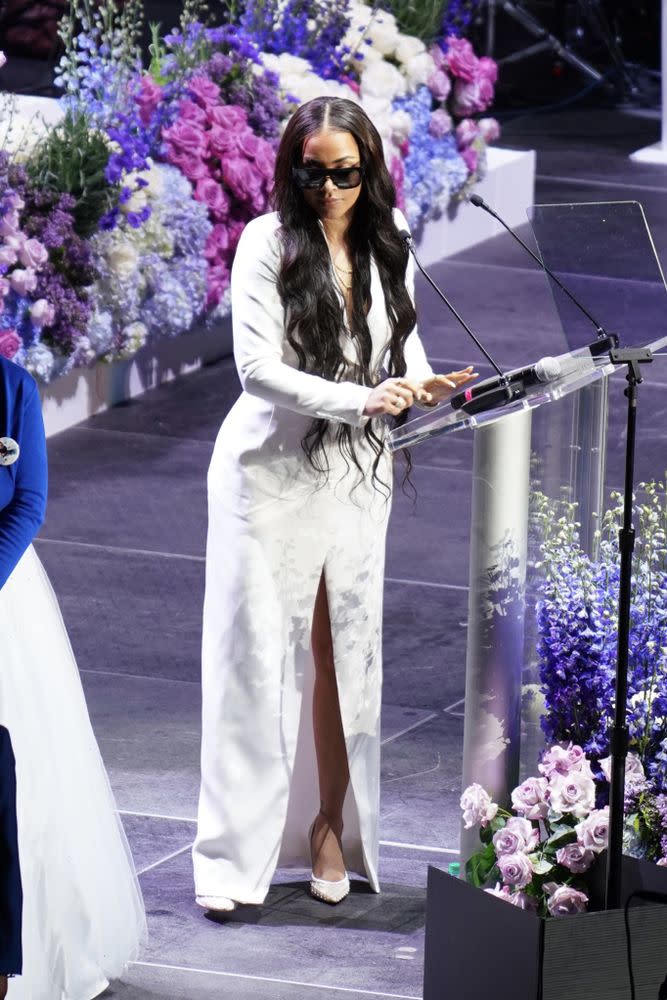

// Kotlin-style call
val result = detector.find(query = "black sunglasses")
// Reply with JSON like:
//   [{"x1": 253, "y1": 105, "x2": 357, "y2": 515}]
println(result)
[{"x1": 292, "y1": 165, "x2": 364, "y2": 190}]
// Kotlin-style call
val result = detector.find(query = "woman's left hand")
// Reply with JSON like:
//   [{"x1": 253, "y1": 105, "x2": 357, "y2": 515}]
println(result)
[{"x1": 419, "y1": 367, "x2": 478, "y2": 406}]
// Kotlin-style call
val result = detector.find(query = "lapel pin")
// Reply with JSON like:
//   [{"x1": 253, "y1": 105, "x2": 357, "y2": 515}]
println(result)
[{"x1": 0, "y1": 437, "x2": 19, "y2": 466}]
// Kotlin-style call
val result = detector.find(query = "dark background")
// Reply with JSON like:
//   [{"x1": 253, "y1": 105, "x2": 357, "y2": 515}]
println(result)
[{"x1": 0, "y1": 0, "x2": 662, "y2": 111}]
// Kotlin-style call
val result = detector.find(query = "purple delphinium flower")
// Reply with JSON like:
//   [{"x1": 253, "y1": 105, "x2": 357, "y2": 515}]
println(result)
[{"x1": 240, "y1": 0, "x2": 350, "y2": 79}]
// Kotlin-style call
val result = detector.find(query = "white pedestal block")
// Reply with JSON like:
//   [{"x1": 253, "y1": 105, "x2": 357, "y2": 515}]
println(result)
[
  {"x1": 39, "y1": 144, "x2": 536, "y2": 437},
  {"x1": 415, "y1": 146, "x2": 537, "y2": 266},
  {"x1": 41, "y1": 319, "x2": 232, "y2": 438}
]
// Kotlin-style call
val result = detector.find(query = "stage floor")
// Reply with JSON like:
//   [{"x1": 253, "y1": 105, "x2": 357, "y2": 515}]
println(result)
[{"x1": 35, "y1": 104, "x2": 667, "y2": 999}]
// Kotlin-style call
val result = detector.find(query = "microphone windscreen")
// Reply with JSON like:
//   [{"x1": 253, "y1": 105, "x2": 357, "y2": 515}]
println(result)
[
  {"x1": 469, "y1": 194, "x2": 484, "y2": 208},
  {"x1": 534, "y1": 356, "x2": 561, "y2": 381}
]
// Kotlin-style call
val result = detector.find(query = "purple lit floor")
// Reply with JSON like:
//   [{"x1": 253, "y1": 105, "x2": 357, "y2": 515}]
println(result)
[{"x1": 37, "y1": 108, "x2": 667, "y2": 999}]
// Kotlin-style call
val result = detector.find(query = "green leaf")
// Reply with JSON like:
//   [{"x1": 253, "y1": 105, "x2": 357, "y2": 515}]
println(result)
[{"x1": 465, "y1": 844, "x2": 497, "y2": 888}]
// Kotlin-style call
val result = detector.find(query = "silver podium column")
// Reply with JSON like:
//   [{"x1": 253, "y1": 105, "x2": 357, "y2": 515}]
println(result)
[{"x1": 460, "y1": 408, "x2": 532, "y2": 863}]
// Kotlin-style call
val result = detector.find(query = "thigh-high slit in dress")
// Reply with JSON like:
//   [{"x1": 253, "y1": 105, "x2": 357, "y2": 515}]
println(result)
[{"x1": 192, "y1": 209, "x2": 433, "y2": 904}]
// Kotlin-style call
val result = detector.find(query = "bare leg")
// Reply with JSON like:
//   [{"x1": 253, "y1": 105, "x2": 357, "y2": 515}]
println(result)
[{"x1": 311, "y1": 571, "x2": 349, "y2": 881}]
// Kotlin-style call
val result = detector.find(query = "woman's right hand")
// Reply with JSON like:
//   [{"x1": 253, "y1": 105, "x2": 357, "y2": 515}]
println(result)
[{"x1": 363, "y1": 377, "x2": 426, "y2": 417}]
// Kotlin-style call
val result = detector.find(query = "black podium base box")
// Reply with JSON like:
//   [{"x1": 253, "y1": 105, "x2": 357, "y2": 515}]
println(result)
[{"x1": 423, "y1": 861, "x2": 667, "y2": 1000}]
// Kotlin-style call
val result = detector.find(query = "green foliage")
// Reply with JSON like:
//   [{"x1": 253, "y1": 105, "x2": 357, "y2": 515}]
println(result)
[
  {"x1": 25, "y1": 112, "x2": 118, "y2": 238},
  {"x1": 465, "y1": 842, "x2": 497, "y2": 888},
  {"x1": 378, "y1": 0, "x2": 447, "y2": 44}
]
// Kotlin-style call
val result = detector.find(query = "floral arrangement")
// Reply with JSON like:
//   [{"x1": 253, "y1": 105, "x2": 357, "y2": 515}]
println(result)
[
  {"x1": 462, "y1": 743, "x2": 615, "y2": 918},
  {"x1": 531, "y1": 482, "x2": 667, "y2": 864},
  {"x1": 0, "y1": 0, "x2": 500, "y2": 382}
]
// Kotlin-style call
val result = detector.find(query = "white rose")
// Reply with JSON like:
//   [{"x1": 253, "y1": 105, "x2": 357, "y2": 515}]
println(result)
[
  {"x1": 404, "y1": 51, "x2": 437, "y2": 91},
  {"x1": 360, "y1": 60, "x2": 407, "y2": 101},
  {"x1": 349, "y1": 45, "x2": 384, "y2": 68},
  {"x1": 107, "y1": 242, "x2": 140, "y2": 280},
  {"x1": 367, "y1": 12, "x2": 400, "y2": 56},
  {"x1": 264, "y1": 52, "x2": 312, "y2": 78},
  {"x1": 389, "y1": 109, "x2": 413, "y2": 144},
  {"x1": 394, "y1": 35, "x2": 426, "y2": 65}
]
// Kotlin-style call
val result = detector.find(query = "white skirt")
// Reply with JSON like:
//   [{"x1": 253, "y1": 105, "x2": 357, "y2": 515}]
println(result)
[{"x1": 0, "y1": 546, "x2": 146, "y2": 1000}]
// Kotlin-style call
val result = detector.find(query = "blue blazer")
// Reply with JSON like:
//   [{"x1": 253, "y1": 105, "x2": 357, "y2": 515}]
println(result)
[
  {"x1": 0, "y1": 357, "x2": 47, "y2": 589},
  {"x1": 0, "y1": 726, "x2": 22, "y2": 975}
]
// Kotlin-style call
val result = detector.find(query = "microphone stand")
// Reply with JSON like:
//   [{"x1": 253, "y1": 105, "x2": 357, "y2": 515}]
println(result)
[
  {"x1": 605, "y1": 344, "x2": 653, "y2": 911},
  {"x1": 469, "y1": 194, "x2": 618, "y2": 356},
  {"x1": 401, "y1": 231, "x2": 526, "y2": 414}
]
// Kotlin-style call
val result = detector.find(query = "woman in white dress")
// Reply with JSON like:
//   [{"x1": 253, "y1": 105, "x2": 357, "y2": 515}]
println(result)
[
  {"x1": 0, "y1": 356, "x2": 146, "y2": 998},
  {"x1": 192, "y1": 97, "x2": 476, "y2": 910}
]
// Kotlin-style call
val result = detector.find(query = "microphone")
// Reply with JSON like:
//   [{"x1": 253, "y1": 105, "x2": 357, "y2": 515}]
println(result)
[
  {"x1": 468, "y1": 194, "x2": 618, "y2": 356},
  {"x1": 449, "y1": 352, "x2": 596, "y2": 410},
  {"x1": 399, "y1": 230, "x2": 526, "y2": 414}
]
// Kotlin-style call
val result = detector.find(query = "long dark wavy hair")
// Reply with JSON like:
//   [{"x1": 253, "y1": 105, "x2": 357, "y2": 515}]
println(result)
[{"x1": 272, "y1": 96, "x2": 416, "y2": 496}]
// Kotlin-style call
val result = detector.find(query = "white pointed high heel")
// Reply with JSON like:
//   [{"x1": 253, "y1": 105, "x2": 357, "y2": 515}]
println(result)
[
  {"x1": 309, "y1": 818, "x2": 350, "y2": 905},
  {"x1": 195, "y1": 894, "x2": 237, "y2": 913}
]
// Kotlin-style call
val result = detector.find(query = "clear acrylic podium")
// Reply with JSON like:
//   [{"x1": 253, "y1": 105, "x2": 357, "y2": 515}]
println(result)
[
  {"x1": 389, "y1": 352, "x2": 614, "y2": 861},
  {"x1": 388, "y1": 199, "x2": 667, "y2": 865}
]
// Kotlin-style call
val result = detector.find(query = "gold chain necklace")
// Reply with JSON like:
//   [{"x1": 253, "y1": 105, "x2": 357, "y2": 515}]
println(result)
[{"x1": 323, "y1": 231, "x2": 353, "y2": 293}]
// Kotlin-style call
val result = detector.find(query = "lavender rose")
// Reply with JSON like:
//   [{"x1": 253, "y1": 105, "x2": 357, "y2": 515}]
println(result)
[
  {"x1": 194, "y1": 177, "x2": 230, "y2": 219},
  {"x1": 511, "y1": 776, "x2": 549, "y2": 820},
  {"x1": 555, "y1": 843, "x2": 594, "y2": 874},
  {"x1": 30, "y1": 299, "x2": 56, "y2": 329},
  {"x1": 493, "y1": 817, "x2": 538, "y2": 856},
  {"x1": 575, "y1": 807, "x2": 609, "y2": 854},
  {"x1": 544, "y1": 883, "x2": 589, "y2": 917},
  {"x1": 187, "y1": 74, "x2": 221, "y2": 108},
  {"x1": 428, "y1": 109, "x2": 453, "y2": 139},
  {"x1": 427, "y1": 69, "x2": 452, "y2": 102},
  {"x1": 478, "y1": 118, "x2": 501, "y2": 143},
  {"x1": 539, "y1": 743, "x2": 591, "y2": 779},
  {"x1": 18, "y1": 237, "x2": 48, "y2": 270},
  {"x1": 177, "y1": 99, "x2": 209, "y2": 129},
  {"x1": 452, "y1": 76, "x2": 495, "y2": 117},
  {"x1": 460, "y1": 783, "x2": 498, "y2": 829},
  {"x1": 8, "y1": 268, "x2": 37, "y2": 296},
  {"x1": 163, "y1": 120, "x2": 208, "y2": 159},
  {"x1": 497, "y1": 851, "x2": 534, "y2": 889},
  {"x1": 599, "y1": 752, "x2": 645, "y2": 783},
  {"x1": 547, "y1": 771, "x2": 596, "y2": 819}
]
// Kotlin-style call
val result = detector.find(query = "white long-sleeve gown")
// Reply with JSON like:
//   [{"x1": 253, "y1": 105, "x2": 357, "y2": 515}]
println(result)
[{"x1": 192, "y1": 209, "x2": 433, "y2": 903}]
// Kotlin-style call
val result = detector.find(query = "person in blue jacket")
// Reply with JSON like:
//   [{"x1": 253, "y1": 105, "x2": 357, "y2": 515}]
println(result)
[
  {"x1": 0, "y1": 725, "x2": 22, "y2": 998},
  {"x1": 0, "y1": 356, "x2": 146, "y2": 1000}
]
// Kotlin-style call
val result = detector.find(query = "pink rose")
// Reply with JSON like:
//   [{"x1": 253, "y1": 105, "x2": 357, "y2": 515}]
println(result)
[
  {"x1": 0, "y1": 329, "x2": 20, "y2": 359},
  {"x1": 208, "y1": 124, "x2": 243, "y2": 157},
  {"x1": 167, "y1": 151, "x2": 209, "y2": 182},
  {"x1": 222, "y1": 157, "x2": 262, "y2": 203},
  {"x1": 135, "y1": 74, "x2": 163, "y2": 126},
  {"x1": 493, "y1": 817, "x2": 539, "y2": 857},
  {"x1": 544, "y1": 883, "x2": 589, "y2": 917},
  {"x1": 497, "y1": 851, "x2": 533, "y2": 889},
  {"x1": 8, "y1": 268, "x2": 37, "y2": 296},
  {"x1": 0, "y1": 245, "x2": 17, "y2": 267},
  {"x1": 511, "y1": 776, "x2": 549, "y2": 820},
  {"x1": 178, "y1": 99, "x2": 209, "y2": 128},
  {"x1": 187, "y1": 74, "x2": 221, "y2": 109},
  {"x1": 205, "y1": 224, "x2": 230, "y2": 260},
  {"x1": 478, "y1": 56, "x2": 499, "y2": 85},
  {"x1": 30, "y1": 298, "x2": 56, "y2": 329},
  {"x1": 227, "y1": 219, "x2": 246, "y2": 252},
  {"x1": 546, "y1": 771, "x2": 596, "y2": 819},
  {"x1": 206, "y1": 261, "x2": 230, "y2": 307},
  {"x1": 452, "y1": 76, "x2": 494, "y2": 117},
  {"x1": 455, "y1": 118, "x2": 480, "y2": 148},
  {"x1": 460, "y1": 783, "x2": 498, "y2": 829},
  {"x1": 254, "y1": 143, "x2": 276, "y2": 181},
  {"x1": 478, "y1": 117, "x2": 501, "y2": 143},
  {"x1": 194, "y1": 177, "x2": 230, "y2": 219},
  {"x1": 206, "y1": 104, "x2": 248, "y2": 131},
  {"x1": 556, "y1": 842, "x2": 595, "y2": 874},
  {"x1": 444, "y1": 36, "x2": 478, "y2": 82},
  {"x1": 427, "y1": 69, "x2": 451, "y2": 102},
  {"x1": 575, "y1": 807, "x2": 609, "y2": 854},
  {"x1": 18, "y1": 237, "x2": 48, "y2": 270},
  {"x1": 163, "y1": 119, "x2": 208, "y2": 159},
  {"x1": 0, "y1": 277, "x2": 10, "y2": 300},
  {"x1": 539, "y1": 744, "x2": 592, "y2": 779},
  {"x1": 0, "y1": 51, "x2": 6, "y2": 70}
]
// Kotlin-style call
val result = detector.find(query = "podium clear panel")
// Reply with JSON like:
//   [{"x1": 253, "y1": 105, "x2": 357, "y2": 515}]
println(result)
[
  {"x1": 529, "y1": 200, "x2": 667, "y2": 352},
  {"x1": 388, "y1": 356, "x2": 615, "y2": 861}
]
